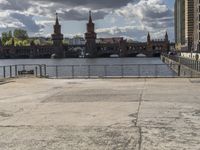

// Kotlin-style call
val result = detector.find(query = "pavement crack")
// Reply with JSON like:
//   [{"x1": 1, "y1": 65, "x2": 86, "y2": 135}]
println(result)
[
  {"x1": 138, "y1": 126, "x2": 142, "y2": 150},
  {"x1": 135, "y1": 79, "x2": 146, "y2": 126}
]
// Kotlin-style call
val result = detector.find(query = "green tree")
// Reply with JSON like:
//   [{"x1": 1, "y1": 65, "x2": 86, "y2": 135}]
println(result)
[
  {"x1": 1, "y1": 31, "x2": 12, "y2": 45},
  {"x1": 13, "y1": 29, "x2": 28, "y2": 40}
]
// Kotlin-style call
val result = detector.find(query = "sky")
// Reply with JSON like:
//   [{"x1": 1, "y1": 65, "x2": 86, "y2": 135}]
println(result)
[{"x1": 0, "y1": 0, "x2": 175, "y2": 41}]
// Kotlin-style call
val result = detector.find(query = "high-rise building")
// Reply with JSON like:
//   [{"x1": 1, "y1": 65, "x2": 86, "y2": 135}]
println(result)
[
  {"x1": 174, "y1": 0, "x2": 195, "y2": 52},
  {"x1": 185, "y1": 0, "x2": 194, "y2": 51},
  {"x1": 194, "y1": 0, "x2": 200, "y2": 51},
  {"x1": 174, "y1": 0, "x2": 185, "y2": 51}
]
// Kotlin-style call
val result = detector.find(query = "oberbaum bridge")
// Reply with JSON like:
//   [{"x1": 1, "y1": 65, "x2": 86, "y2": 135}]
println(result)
[{"x1": 0, "y1": 11, "x2": 170, "y2": 59}]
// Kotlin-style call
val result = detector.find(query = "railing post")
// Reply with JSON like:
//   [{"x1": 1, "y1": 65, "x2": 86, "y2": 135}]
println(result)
[
  {"x1": 10, "y1": 66, "x2": 12, "y2": 78},
  {"x1": 88, "y1": 65, "x2": 91, "y2": 78},
  {"x1": 15, "y1": 65, "x2": 18, "y2": 77},
  {"x1": 56, "y1": 65, "x2": 58, "y2": 79},
  {"x1": 138, "y1": 64, "x2": 141, "y2": 77},
  {"x1": 35, "y1": 66, "x2": 38, "y2": 77},
  {"x1": 178, "y1": 64, "x2": 181, "y2": 76},
  {"x1": 39, "y1": 65, "x2": 42, "y2": 77},
  {"x1": 155, "y1": 65, "x2": 158, "y2": 77},
  {"x1": 121, "y1": 65, "x2": 124, "y2": 78},
  {"x1": 3, "y1": 66, "x2": 6, "y2": 78},
  {"x1": 104, "y1": 65, "x2": 107, "y2": 78},
  {"x1": 71, "y1": 65, "x2": 74, "y2": 79},
  {"x1": 44, "y1": 65, "x2": 47, "y2": 77}
]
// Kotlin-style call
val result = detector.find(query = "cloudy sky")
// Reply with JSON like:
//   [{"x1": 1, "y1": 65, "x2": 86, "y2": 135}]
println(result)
[{"x1": 0, "y1": 0, "x2": 175, "y2": 41}]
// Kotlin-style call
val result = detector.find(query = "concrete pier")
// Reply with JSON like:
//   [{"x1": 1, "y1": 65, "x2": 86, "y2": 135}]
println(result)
[{"x1": 0, "y1": 78, "x2": 200, "y2": 149}]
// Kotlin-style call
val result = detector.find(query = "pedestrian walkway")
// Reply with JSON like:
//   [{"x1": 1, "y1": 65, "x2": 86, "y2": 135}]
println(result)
[{"x1": 0, "y1": 78, "x2": 200, "y2": 149}]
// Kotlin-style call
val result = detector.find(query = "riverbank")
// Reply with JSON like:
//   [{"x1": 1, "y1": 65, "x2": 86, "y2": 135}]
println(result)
[{"x1": 0, "y1": 78, "x2": 200, "y2": 149}]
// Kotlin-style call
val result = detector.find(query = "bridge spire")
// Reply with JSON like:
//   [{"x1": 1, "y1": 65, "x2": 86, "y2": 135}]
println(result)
[
  {"x1": 165, "y1": 31, "x2": 168, "y2": 41},
  {"x1": 89, "y1": 10, "x2": 92, "y2": 23},
  {"x1": 56, "y1": 12, "x2": 59, "y2": 25},
  {"x1": 147, "y1": 32, "x2": 151, "y2": 43}
]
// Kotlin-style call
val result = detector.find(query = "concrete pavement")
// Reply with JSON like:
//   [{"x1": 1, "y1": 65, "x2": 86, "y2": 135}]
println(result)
[{"x1": 0, "y1": 78, "x2": 200, "y2": 150}]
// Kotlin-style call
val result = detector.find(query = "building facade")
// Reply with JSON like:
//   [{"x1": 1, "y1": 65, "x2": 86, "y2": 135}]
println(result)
[
  {"x1": 174, "y1": 0, "x2": 196, "y2": 52},
  {"x1": 194, "y1": 0, "x2": 200, "y2": 51},
  {"x1": 185, "y1": 0, "x2": 194, "y2": 51},
  {"x1": 174, "y1": 0, "x2": 185, "y2": 51}
]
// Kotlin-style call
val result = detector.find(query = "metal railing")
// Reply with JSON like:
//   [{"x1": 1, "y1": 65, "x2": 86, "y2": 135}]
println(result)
[
  {"x1": 163, "y1": 54, "x2": 200, "y2": 72},
  {"x1": 0, "y1": 64, "x2": 45, "y2": 79},
  {"x1": 7, "y1": 61, "x2": 200, "y2": 79},
  {"x1": 0, "y1": 64, "x2": 178, "y2": 79},
  {"x1": 43, "y1": 64, "x2": 177, "y2": 78}
]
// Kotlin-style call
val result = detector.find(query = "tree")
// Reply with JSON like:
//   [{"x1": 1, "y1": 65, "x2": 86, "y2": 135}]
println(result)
[
  {"x1": 1, "y1": 31, "x2": 12, "y2": 45},
  {"x1": 13, "y1": 29, "x2": 28, "y2": 40}
]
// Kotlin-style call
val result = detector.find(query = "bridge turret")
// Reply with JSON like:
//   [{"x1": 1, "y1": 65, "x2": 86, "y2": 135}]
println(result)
[
  {"x1": 51, "y1": 13, "x2": 65, "y2": 58},
  {"x1": 52, "y1": 13, "x2": 63, "y2": 47},
  {"x1": 85, "y1": 11, "x2": 97, "y2": 57},
  {"x1": 165, "y1": 31, "x2": 169, "y2": 42},
  {"x1": 147, "y1": 32, "x2": 151, "y2": 44}
]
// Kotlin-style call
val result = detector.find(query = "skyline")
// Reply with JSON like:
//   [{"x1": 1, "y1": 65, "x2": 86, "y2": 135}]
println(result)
[{"x1": 0, "y1": 0, "x2": 174, "y2": 41}]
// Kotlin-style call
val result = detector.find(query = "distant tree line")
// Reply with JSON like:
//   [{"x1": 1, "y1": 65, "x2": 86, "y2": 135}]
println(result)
[{"x1": 1, "y1": 29, "x2": 53, "y2": 46}]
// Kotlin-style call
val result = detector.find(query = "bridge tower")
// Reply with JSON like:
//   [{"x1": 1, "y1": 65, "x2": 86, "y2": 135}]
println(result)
[
  {"x1": 164, "y1": 31, "x2": 170, "y2": 51},
  {"x1": 51, "y1": 13, "x2": 64, "y2": 58},
  {"x1": 147, "y1": 32, "x2": 151, "y2": 44},
  {"x1": 85, "y1": 11, "x2": 97, "y2": 58}
]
